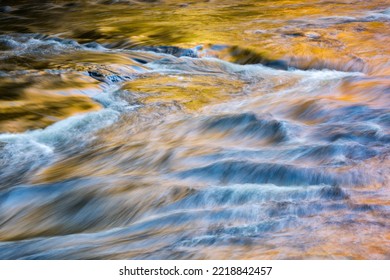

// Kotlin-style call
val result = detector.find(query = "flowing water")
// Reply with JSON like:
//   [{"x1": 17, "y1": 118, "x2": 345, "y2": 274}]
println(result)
[{"x1": 0, "y1": 0, "x2": 390, "y2": 259}]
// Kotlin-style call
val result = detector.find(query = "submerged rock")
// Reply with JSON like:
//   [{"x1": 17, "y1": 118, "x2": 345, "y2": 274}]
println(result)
[{"x1": 134, "y1": 46, "x2": 198, "y2": 58}]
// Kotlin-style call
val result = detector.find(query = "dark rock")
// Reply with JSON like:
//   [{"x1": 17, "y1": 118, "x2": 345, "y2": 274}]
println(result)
[
  {"x1": 229, "y1": 46, "x2": 289, "y2": 70},
  {"x1": 83, "y1": 42, "x2": 103, "y2": 49},
  {"x1": 136, "y1": 46, "x2": 198, "y2": 58}
]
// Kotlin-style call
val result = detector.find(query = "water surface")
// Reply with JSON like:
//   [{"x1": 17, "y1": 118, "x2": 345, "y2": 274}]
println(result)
[{"x1": 0, "y1": 0, "x2": 390, "y2": 259}]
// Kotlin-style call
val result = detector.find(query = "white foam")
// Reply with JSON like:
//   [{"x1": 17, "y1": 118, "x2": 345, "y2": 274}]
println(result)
[{"x1": 0, "y1": 108, "x2": 121, "y2": 182}]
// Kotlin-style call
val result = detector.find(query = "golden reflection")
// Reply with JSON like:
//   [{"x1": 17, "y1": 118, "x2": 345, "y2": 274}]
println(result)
[
  {"x1": 0, "y1": 0, "x2": 390, "y2": 260},
  {"x1": 0, "y1": 73, "x2": 101, "y2": 133},
  {"x1": 2, "y1": 0, "x2": 389, "y2": 74},
  {"x1": 122, "y1": 74, "x2": 245, "y2": 110}
]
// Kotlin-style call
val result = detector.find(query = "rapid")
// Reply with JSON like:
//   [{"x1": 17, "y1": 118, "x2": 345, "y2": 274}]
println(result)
[{"x1": 0, "y1": 0, "x2": 389, "y2": 259}]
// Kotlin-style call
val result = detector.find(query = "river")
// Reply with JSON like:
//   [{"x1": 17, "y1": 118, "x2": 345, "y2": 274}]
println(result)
[{"x1": 0, "y1": 0, "x2": 389, "y2": 259}]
